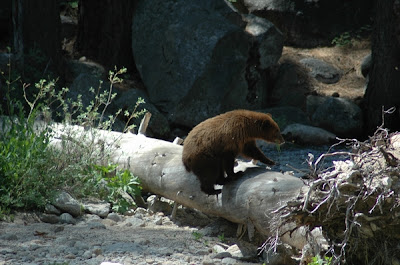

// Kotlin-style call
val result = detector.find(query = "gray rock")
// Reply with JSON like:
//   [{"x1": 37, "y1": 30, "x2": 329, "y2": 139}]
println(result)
[
  {"x1": 125, "y1": 216, "x2": 146, "y2": 228},
  {"x1": 300, "y1": 58, "x2": 341, "y2": 84},
  {"x1": 306, "y1": 95, "x2": 328, "y2": 117},
  {"x1": 202, "y1": 255, "x2": 215, "y2": 265},
  {"x1": 110, "y1": 88, "x2": 170, "y2": 138},
  {"x1": 147, "y1": 195, "x2": 173, "y2": 215},
  {"x1": 243, "y1": 14, "x2": 283, "y2": 69},
  {"x1": 309, "y1": 96, "x2": 364, "y2": 137},
  {"x1": 213, "y1": 244, "x2": 226, "y2": 254},
  {"x1": 282, "y1": 123, "x2": 336, "y2": 146},
  {"x1": 83, "y1": 201, "x2": 110, "y2": 218},
  {"x1": 39, "y1": 213, "x2": 60, "y2": 224},
  {"x1": 107, "y1": 212, "x2": 123, "y2": 222},
  {"x1": 52, "y1": 191, "x2": 82, "y2": 217},
  {"x1": 92, "y1": 247, "x2": 103, "y2": 256},
  {"x1": 60, "y1": 213, "x2": 77, "y2": 225},
  {"x1": 271, "y1": 61, "x2": 312, "y2": 109},
  {"x1": 361, "y1": 53, "x2": 372, "y2": 78},
  {"x1": 132, "y1": 0, "x2": 283, "y2": 128},
  {"x1": 226, "y1": 244, "x2": 243, "y2": 258},
  {"x1": 221, "y1": 257, "x2": 238, "y2": 264},
  {"x1": 88, "y1": 222, "x2": 106, "y2": 230},
  {"x1": 102, "y1": 219, "x2": 116, "y2": 227},
  {"x1": 67, "y1": 73, "x2": 108, "y2": 111},
  {"x1": 154, "y1": 217, "x2": 163, "y2": 225},
  {"x1": 82, "y1": 250, "x2": 92, "y2": 259},
  {"x1": 74, "y1": 241, "x2": 90, "y2": 251},
  {"x1": 261, "y1": 243, "x2": 297, "y2": 265},
  {"x1": 53, "y1": 226, "x2": 64, "y2": 233},
  {"x1": 45, "y1": 204, "x2": 61, "y2": 215},
  {"x1": 134, "y1": 207, "x2": 148, "y2": 215},
  {"x1": 259, "y1": 106, "x2": 311, "y2": 131},
  {"x1": 67, "y1": 59, "x2": 105, "y2": 81},
  {"x1": 212, "y1": 251, "x2": 232, "y2": 259}
]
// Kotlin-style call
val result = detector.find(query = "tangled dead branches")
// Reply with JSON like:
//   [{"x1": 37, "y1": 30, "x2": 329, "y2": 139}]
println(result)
[{"x1": 264, "y1": 116, "x2": 400, "y2": 264}]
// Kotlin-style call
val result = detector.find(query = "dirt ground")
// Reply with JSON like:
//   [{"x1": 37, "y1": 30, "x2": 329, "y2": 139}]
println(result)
[
  {"x1": 281, "y1": 40, "x2": 371, "y2": 100},
  {"x1": 0, "y1": 209, "x2": 263, "y2": 265}
]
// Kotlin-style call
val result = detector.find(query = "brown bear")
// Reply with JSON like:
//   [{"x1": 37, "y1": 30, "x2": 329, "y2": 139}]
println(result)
[{"x1": 182, "y1": 109, "x2": 285, "y2": 195}]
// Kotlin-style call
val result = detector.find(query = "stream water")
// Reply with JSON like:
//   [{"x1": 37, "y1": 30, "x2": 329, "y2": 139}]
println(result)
[{"x1": 260, "y1": 142, "x2": 351, "y2": 178}]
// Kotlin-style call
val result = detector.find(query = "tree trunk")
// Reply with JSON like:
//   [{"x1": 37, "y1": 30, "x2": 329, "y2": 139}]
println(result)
[
  {"x1": 76, "y1": 0, "x2": 137, "y2": 72},
  {"x1": 47, "y1": 122, "x2": 307, "y2": 247},
  {"x1": 12, "y1": 0, "x2": 63, "y2": 79},
  {"x1": 364, "y1": 0, "x2": 400, "y2": 133}
]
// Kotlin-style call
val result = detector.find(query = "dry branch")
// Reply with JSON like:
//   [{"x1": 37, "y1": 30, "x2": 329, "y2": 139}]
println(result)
[{"x1": 269, "y1": 128, "x2": 400, "y2": 265}]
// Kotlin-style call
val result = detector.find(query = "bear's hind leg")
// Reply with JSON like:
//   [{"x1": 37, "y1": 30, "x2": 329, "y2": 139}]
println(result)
[
  {"x1": 191, "y1": 158, "x2": 222, "y2": 195},
  {"x1": 221, "y1": 153, "x2": 243, "y2": 183},
  {"x1": 215, "y1": 166, "x2": 227, "y2": 185}
]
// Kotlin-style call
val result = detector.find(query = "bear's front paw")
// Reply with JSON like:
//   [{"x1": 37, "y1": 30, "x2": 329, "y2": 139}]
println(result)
[
  {"x1": 231, "y1": 171, "x2": 244, "y2": 180},
  {"x1": 225, "y1": 171, "x2": 244, "y2": 182}
]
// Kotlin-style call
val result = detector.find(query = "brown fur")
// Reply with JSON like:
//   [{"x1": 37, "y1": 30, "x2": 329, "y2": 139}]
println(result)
[{"x1": 182, "y1": 109, "x2": 285, "y2": 195}]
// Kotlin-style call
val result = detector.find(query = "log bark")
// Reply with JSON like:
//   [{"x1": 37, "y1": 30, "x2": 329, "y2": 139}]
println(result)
[{"x1": 48, "y1": 123, "x2": 307, "y2": 242}]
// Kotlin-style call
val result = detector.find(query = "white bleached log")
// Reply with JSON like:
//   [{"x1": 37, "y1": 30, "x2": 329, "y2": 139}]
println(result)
[{"x1": 47, "y1": 122, "x2": 307, "y2": 246}]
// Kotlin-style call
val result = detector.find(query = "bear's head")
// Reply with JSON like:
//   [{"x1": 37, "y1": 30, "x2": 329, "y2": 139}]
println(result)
[{"x1": 260, "y1": 114, "x2": 285, "y2": 144}]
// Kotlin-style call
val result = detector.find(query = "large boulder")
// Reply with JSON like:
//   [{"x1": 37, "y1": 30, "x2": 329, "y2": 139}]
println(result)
[
  {"x1": 260, "y1": 106, "x2": 311, "y2": 131},
  {"x1": 132, "y1": 0, "x2": 283, "y2": 128},
  {"x1": 307, "y1": 95, "x2": 364, "y2": 137},
  {"x1": 66, "y1": 64, "x2": 170, "y2": 137},
  {"x1": 67, "y1": 73, "x2": 106, "y2": 109},
  {"x1": 282, "y1": 123, "x2": 336, "y2": 146},
  {"x1": 233, "y1": 0, "x2": 374, "y2": 47},
  {"x1": 111, "y1": 88, "x2": 171, "y2": 139},
  {"x1": 270, "y1": 61, "x2": 312, "y2": 109}
]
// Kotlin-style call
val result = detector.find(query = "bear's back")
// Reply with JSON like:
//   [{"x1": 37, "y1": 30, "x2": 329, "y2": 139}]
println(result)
[{"x1": 182, "y1": 110, "x2": 258, "y2": 158}]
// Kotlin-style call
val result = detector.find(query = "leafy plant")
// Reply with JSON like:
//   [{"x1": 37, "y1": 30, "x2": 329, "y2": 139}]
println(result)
[
  {"x1": 0, "y1": 105, "x2": 58, "y2": 211},
  {"x1": 308, "y1": 255, "x2": 332, "y2": 265},
  {"x1": 218, "y1": 233, "x2": 225, "y2": 242},
  {"x1": 192, "y1": 231, "x2": 204, "y2": 241},
  {"x1": 0, "y1": 64, "x2": 145, "y2": 216},
  {"x1": 331, "y1": 24, "x2": 372, "y2": 47},
  {"x1": 331, "y1": 31, "x2": 352, "y2": 47},
  {"x1": 92, "y1": 164, "x2": 141, "y2": 214}
]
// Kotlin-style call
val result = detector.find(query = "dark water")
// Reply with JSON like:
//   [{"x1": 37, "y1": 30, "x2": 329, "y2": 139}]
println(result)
[{"x1": 259, "y1": 142, "x2": 351, "y2": 178}]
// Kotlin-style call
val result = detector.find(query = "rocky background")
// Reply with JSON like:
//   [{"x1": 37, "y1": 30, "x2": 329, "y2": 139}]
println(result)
[
  {"x1": 0, "y1": 0, "x2": 373, "y2": 144},
  {"x1": 0, "y1": 0, "x2": 379, "y2": 264}
]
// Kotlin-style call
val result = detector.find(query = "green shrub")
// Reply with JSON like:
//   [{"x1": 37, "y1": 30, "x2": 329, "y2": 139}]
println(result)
[
  {"x1": 331, "y1": 24, "x2": 372, "y2": 47},
  {"x1": 308, "y1": 255, "x2": 332, "y2": 265},
  {"x1": 0, "y1": 65, "x2": 145, "y2": 216},
  {"x1": 0, "y1": 107, "x2": 57, "y2": 211},
  {"x1": 91, "y1": 164, "x2": 141, "y2": 214}
]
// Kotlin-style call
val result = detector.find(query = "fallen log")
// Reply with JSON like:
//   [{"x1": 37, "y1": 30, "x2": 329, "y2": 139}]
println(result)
[{"x1": 48, "y1": 121, "x2": 308, "y2": 245}]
